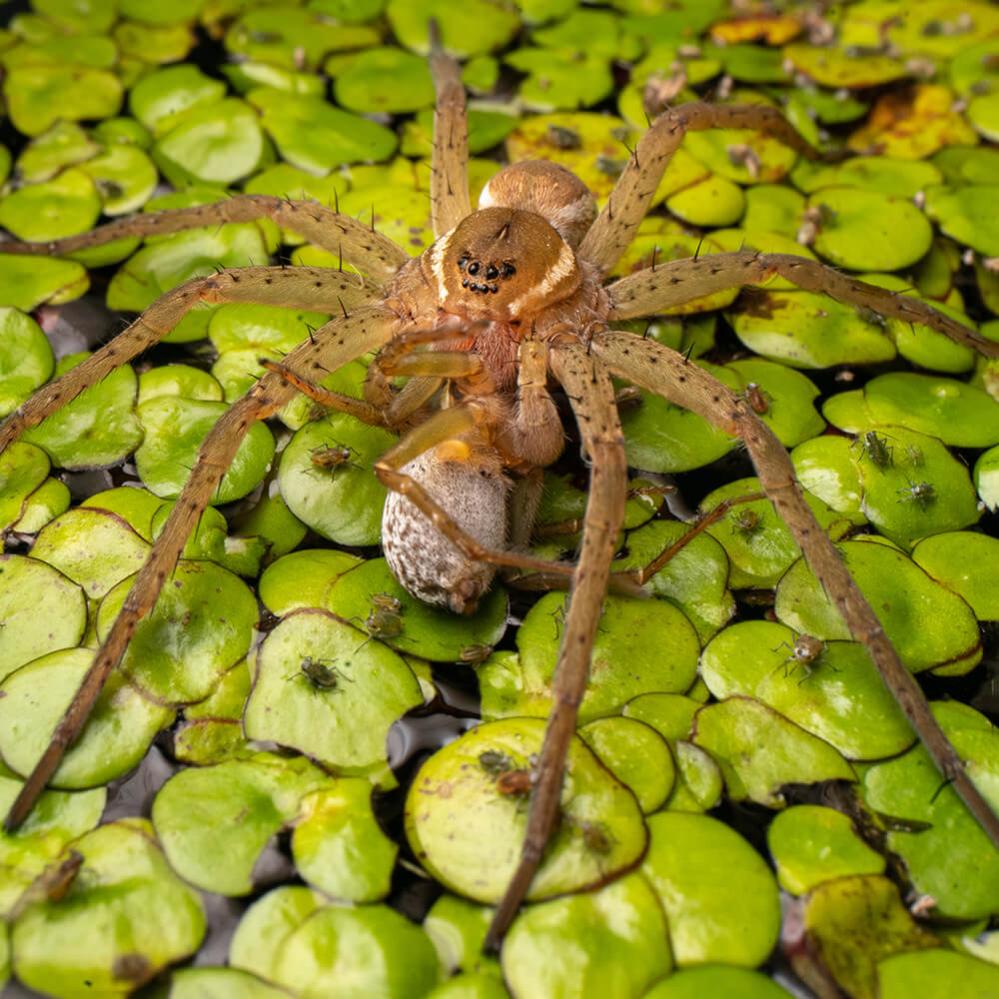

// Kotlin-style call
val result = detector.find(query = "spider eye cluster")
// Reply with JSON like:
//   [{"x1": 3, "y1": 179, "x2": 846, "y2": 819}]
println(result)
[{"x1": 457, "y1": 254, "x2": 517, "y2": 294}]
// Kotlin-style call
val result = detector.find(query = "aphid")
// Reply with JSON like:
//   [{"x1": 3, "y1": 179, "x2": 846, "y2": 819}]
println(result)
[
  {"x1": 478, "y1": 749, "x2": 516, "y2": 778},
  {"x1": 309, "y1": 443, "x2": 357, "y2": 471},
  {"x1": 365, "y1": 593, "x2": 403, "y2": 639},
  {"x1": 298, "y1": 656, "x2": 350, "y2": 690},
  {"x1": 779, "y1": 633, "x2": 826, "y2": 681},
  {"x1": 854, "y1": 430, "x2": 894, "y2": 469},
  {"x1": 904, "y1": 444, "x2": 925, "y2": 468},
  {"x1": 479, "y1": 749, "x2": 533, "y2": 797},
  {"x1": 898, "y1": 480, "x2": 936, "y2": 510},
  {"x1": 546, "y1": 124, "x2": 581, "y2": 150},
  {"x1": 731, "y1": 508, "x2": 762, "y2": 538},
  {"x1": 743, "y1": 382, "x2": 769, "y2": 415},
  {"x1": 578, "y1": 820, "x2": 614, "y2": 855},
  {"x1": 458, "y1": 644, "x2": 493, "y2": 665},
  {"x1": 595, "y1": 154, "x2": 626, "y2": 177}
]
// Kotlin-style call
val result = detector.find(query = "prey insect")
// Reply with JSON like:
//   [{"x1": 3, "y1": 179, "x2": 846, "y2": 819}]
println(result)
[
  {"x1": 2, "y1": 27, "x2": 998, "y2": 954},
  {"x1": 289, "y1": 656, "x2": 352, "y2": 691}
]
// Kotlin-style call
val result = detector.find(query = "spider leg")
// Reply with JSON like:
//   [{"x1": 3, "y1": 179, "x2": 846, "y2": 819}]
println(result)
[
  {"x1": 607, "y1": 251, "x2": 999, "y2": 357},
  {"x1": 578, "y1": 103, "x2": 818, "y2": 274},
  {"x1": 259, "y1": 360, "x2": 387, "y2": 427},
  {"x1": 485, "y1": 341, "x2": 628, "y2": 949},
  {"x1": 428, "y1": 21, "x2": 471, "y2": 236},
  {"x1": 0, "y1": 194, "x2": 407, "y2": 284},
  {"x1": 591, "y1": 328, "x2": 999, "y2": 849},
  {"x1": 3, "y1": 307, "x2": 395, "y2": 831},
  {"x1": 0, "y1": 266, "x2": 376, "y2": 453}
]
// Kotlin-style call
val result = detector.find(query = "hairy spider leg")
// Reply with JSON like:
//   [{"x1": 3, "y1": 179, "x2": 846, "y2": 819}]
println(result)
[
  {"x1": 4, "y1": 308, "x2": 395, "y2": 830},
  {"x1": 592, "y1": 328, "x2": 999, "y2": 850},
  {"x1": 578, "y1": 103, "x2": 820, "y2": 274},
  {"x1": 0, "y1": 194, "x2": 407, "y2": 283},
  {"x1": 606, "y1": 251, "x2": 999, "y2": 357},
  {"x1": 485, "y1": 341, "x2": 628, "y2": 948}
]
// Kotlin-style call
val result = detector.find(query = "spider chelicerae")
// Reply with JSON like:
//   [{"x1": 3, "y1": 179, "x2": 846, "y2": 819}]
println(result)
[{"x1": 2, "y1": 33, "x2": 997, "y2": 949}]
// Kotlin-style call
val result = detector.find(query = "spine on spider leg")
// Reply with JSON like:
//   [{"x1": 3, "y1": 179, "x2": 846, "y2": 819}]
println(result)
[
  {"x1": 590, "y1": 329, "x2": 999, "y2": 850},
  {"x1": 3, "y1": 311, "x2": 394, "y2": 831}
]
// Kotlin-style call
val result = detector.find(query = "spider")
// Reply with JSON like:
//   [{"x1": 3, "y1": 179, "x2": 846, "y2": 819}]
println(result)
[{"x1": 1, "y1": 33, "x2": 998, "y2": 951}]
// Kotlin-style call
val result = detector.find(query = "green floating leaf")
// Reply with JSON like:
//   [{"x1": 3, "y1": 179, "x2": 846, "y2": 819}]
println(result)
[
  {"x1": 727, "y1": 289, "x2": 895, "y2": 368},
  {"x1": 666, "y1": 173, "x2": 745, "y2": 228},
  {"x1": 0, "y1": 441, "x2": 50, "y2": 531},
  {"x1": 153, "y1": 752, "x2": 332, "y2": 895},
  {"x1": 249, "y1": 88, "x2": 397, "y2": 173},
  {"x1": 878, "y1": 949, "x2": 999, "y2": 999},
  {"x1": 506, "y1": 48, "x2": 614, "y2": 112},
  {"x1": 333, "y1": 46, "x2": 435, "y2": 113},
  {"x1": 862, "y1": 702, "x2": 999, "y2": 920},
  {"x1": 11, "y1": 819, "x2": 205, "y2": 998},
  {"x1": 863, "y1": 372, "x2": 999, "y2": 448},
  {"x1": 424, "y1": 894, "x2": 497, "y2": 977},
  {"x1": 640, "y1": 811, "x2": 779, "y2": 967},
  {"x1": 802, "y1": 875, "x2": 938, "y2": 999},
  {"x1": 783, "y1": 43, "x2": 906, "y2": 89},
  {"x1": 853, "y1": 425, "x2": 980, "y2": 548},
  {"x1": 0, "y1": 647, "x2": 173, "y2": 789},
  {"x1": 502, "y1": 873, "x2": 671, "y2": 996},
  {"x1": 767, "y1": 805, "x2": 886, "y2": 895},
  {"x1": 934, "y1": 145, "x2": 999, "y2": 185},
  {"x1": 388, "y1": 0, "x2": 520, "y2": 57},
  {"x1": 741, "y1": 184, "x2": 805, "y2": 237},
  {"x1": 98, "y1": 560, "x2": 258, "y2": 704},
  {"x1": 291, "y1": 780, "x2": 398, "y2": 902},
  {"x1": 234, "y1": 889, "x2": 439, "y2": 996},
  {"x1": 0, "y1": 553, "x2": 86, "y2": 683},
  {"x1": 912, "y1": 531, "x2": 999, "y2": 620},
  {"x1": 701, "y1": 621, "x2": 914, "y2": 761},
  {"x1": 81, "y1": 486, "x2": 165, "y2": 541},
  {"x1": 328, "y1": 558, "x2": 508, "y2": 663},
  {"x1": 644, "y1": 966, "x2": 791, "y2": 999},
  {"x1": 580, "y1": 717, "x2": 675, "y2": 813},
  {"x1": 776, "y1": 540, "x2": 982, "y2": 675},
  {"x1": 0, "y1": 167, "x2": 101, "y2": 242},
  {"x1": 259, "y1": 548, "x2": 362, "y2": 616},
  {"x1": 0, "y1": 310, "x2": 53, "y2": 419},
  {"x1": 23, "y1": 354, "x2": 142, "y2": 470},
  {"x1": 0, "y1": 255, "x2": 88, "y2": 311},
  {"x1": 168, "y1": 967, "x2": 290, "y2": 999},
  {"x1": 153, "y1": 99, "x2": 264, "y2": 187},
  {"x1": 925, "y1": 185, "x2": 999, "y2": 257},
  {"x1": 791, "y1": 436, "x2": 865, "y2": 521},
  {"x1": 791, "y1": 156, "x2": 942, "y2": 197},
  {"x1": 13, "y1": 477, "x2": 71, "y2": 535},
  {"x1": 406, "y1": 717, "x2": 646, "y2": 904},
  {"x1": 15, "y1": 121, "x2": 99, "y2": 183},
  {"x1": 279, "y1": 414, "x2": 394, "y2": 546},
  {"x1": 138, "y1": 364, "x2": 224, "y2": 405},
  {"x1": 136, "y1": 397, "x2": 276, "y2": 503},
  {"x1": 693, "y1": 696, "x2": 855, "y2": 807},
  {"x1": 129, "y1": 64, "x2": 227, "y2": 134},
  {"x1": 114, "y1": 20, "x2": 195, "y2": 65},
  {"x1": 975, "y1": 444, "x2": 999, "y2": 511},
  {"x1": 79, "y1": 145, "x2": 159, "y2": 216},
  {"x1": 3, "y1": 65, "x2": 122, "y2": 137},
  {"x1": 244, "y1": 608, "x2": 422, "y2": 777},
  {"x1": 727, "y1": 357, "x2": 825, "y2": 446},
  {"x1": 613, "y1": 520, "x2": 734, "y2": 643}
]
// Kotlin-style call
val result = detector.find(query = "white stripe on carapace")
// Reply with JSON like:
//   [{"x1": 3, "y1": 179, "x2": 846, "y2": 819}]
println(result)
[
  {"x1": 429, "y1": 229, "x2": 453, "y2": 303},
  {"x1": 507, "y1": 238, "x2": 577, "y2": 314}
]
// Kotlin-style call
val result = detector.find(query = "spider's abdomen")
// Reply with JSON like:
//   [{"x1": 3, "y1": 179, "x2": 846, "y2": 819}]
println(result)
[{"x1": 383, "y1": 446, "x2": 508, "y2": 615}]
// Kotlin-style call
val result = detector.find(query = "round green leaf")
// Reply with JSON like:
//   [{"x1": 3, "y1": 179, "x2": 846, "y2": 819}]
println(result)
[
  {"x1": 3, "y1": 65, "x2": 122, "y2": 137},
  {"x1": 0, "y1": 255, "x2": 88, "y2": 311},
  {"x1": 0, "y1": 441, "x2": 50, "y2": 531},
  {"x1": 388, "y1": 0, "x2": 520, "y2": 57},
  {"x1": 168, "y1": 967, "x2": 290, "y2": 999},
  {"x1": 0, "y1": 309, "x2": 54, "y2": 418},
  {"x1": 334, "y1": 46, "x2": 435, "y2": 113},
  {"x1": 129, "y1": 64, "x2": 227, "y2": 135},
  {"x1": 0, "y1": 167, "x2": 101, "y2": 242},
  {"x1": 78, "y1": 145, "x2": 159, "y2": 216},
  {"x1": 912, "y1": 531, "x2": 999, "y2": 620},
  {"x1": 259, "y1": 548, "x2": 363, "y2": 616},
  {"x1": 643, "y1": 966, "x2": 791, "y2": 999},
  {"x1": 878, "y1": 949, "x2": 999, "y2": 999}
]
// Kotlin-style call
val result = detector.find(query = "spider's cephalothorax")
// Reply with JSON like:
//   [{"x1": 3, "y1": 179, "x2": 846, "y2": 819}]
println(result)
[{"x1": 426, "y1": 206, "x2": 582, "y2": 322}]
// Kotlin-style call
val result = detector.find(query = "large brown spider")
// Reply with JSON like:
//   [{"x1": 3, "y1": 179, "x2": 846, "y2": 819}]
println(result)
[{"x1": 2, "y1": 38, "x2": 998, "y2": 949}]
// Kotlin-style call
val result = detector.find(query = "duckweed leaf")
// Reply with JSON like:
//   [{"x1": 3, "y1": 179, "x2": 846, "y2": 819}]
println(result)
[
  {"x1": 767, "y1": 805, "x2": 885, "y2": 895},
  {"x1": 878, "y1": 949, "x2": 999, "y2": 999},
  {"x1": 11, "y1": 819, "x2": 205, "y2": 998},
  {"x1": 806, "y1": 188, "x2": 933, "y2": 272},
  {"x1": 0, "y1": 255, "x2": 88, "y2": 311},
  {"x1": 278, "y1": 414, "x2": 394, "y2": 546},
  {"x1": 702, "y1": 478, "x2": 850, "y2": 589},
  {"x1": 853, "y1": 425, "x2": 980, "y2": 547},
  {"x1": 0, "y1": 310, "x2": 53, "y2": 418},
  {"x1": 863, "y1": 372, "x2": 999, "y2": 447},
  {"x1": 975, "y1": 444, "x2": 999, "y2": 510},
  {"x1": 640, "y1": 811, "x2": 779, "y2": 966},
  {"x1": 31, "y1": 508, "x2": 151, "y2": 599},
  {"x1": 259, "y1": 548, "x2": 362, "y2": 615},
  {"x1": 12, "y1": 478, "x2": 72, "y2": 535},
  {"x1": 3, "y1": 66, "x2": 122, "y2": 137},
  {"x1": 579, "y1": 717, "x2": 675, "y2": 813},
  {"x1": 81, "y1": 486, "x2": 165, "y2": 540},
  {"x1": 693, "y1": 697, "x2": 855, "y2": 806},
  {"x1": 153, "y1": 752, "x2": 331, "y2": 896},
  {"x1": 512, "y1": 592, "x2": 699, "y2": 724},
  {"x1": 727, "y1": 358, "x2": 825, "y2": 446},
  {"x1": 138, "y1": 364, "x2": 224, "y2": 404},
  {"x1": 23, "y1": 355, "x2": 142, "y2": 470},
  {"x1": 0, "y1": 167, "x2": 101, "y2": 242},
  {"x1": 334, "y1": 46, "x2": 435, "y2": 113},
  {"x1": 97, "y1": 560, "x2": 258, "y2": 704},
  {"x1": 783, "y1": 44, "x2": 906, "y2": 89},
  {"x1": 701, "y1": 621, "x2": 914, "y2": 760},
  {"x1": 248, "y1": 88, "x2": 397, "y2": 173},
  {"x1": 424, "y1": 894, "x2": 496, "y2": 976},
  {"x1": 244, "y1": 608, "x2": 422, "y2": 776},
  {"x1": 775, "y1": 540, "x2": 982, "y2": 675},
  {"x1": 741, "y1": 184, "x2": 804, "y2": 236},
  {"x1": 727, "y1": 289, "x2": 895, "y2": 368},
  {"x1": 328, "y1": 558, "x2": 508, "y2": 662},
  {"x1": 924, "y1": 185, "x2": 999, "y2": 258},
  {"x1": 791, "y1": 436, "x2": 865, "y2": 520},
  {"x1": 613, "y1": 520, "x2": 734, "y2": 642},
  {"x1": 502, "y1": 873, "x2": 671, "y2": 997},
  {"x1": 79, "y1": 145, "x2": 159, "y2": 216},
  {"x1": 0, "y1": 647, "x2": 173, "y2": 789},
  {"x1": 912, "y1": 532, "x2": 999, "y2": 619},
  {"x1": 168, "y1": 967, "x2": 290, "y2": 999},
  {"x1": 405, "y1": 717, "x2": 646, "y2": 904},
  {"x1": 791, "y1": 156, "x2": 942, "y2": 197},
  {"x1": 0, "y1": 442, "x2": 49, "y2": 532},
  {"x1": 291, "y1": 780, "x2": 397, "y2": 901},
  {"x1": 228, "y1": 886, "x2": 324, "y2": 981},
  {"x1": 862, "y1": 703, "x2": 999, "y2": 920},
  {"x1": 129, "y1": 64, "x2": 227, "y2": 135},
  {"x1": 135, "y1": 397, "x2": 276, "y2": 503},
  {"x1": 14, "y1": 121, "x2": 99, "y2": 183},
  {"x1": 209, "y1": 303, "x2": 330, "y2": 356},
  {"x1": 388, "y1": 0, "x2": 519, "y2": 57},
  {"x1": 0, "y1": 554, "x2": 86, "y2": 683},
  {"x1": 506, "y1": 48, "x2": 614, "y2": 112},
  {"x1": 666, "y1": 173, "x2": 745, "y2": 228},
  {"x1": 801, "y1": 875, "x2": 938, "y2": 999}
]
